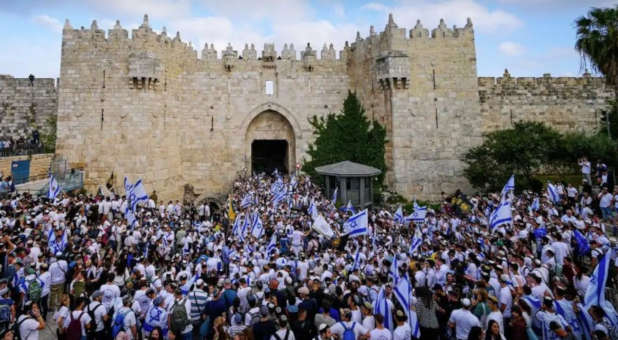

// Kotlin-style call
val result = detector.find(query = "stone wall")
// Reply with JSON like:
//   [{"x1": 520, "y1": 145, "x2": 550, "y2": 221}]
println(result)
[
  {"x1": 0, "y1": 153, "x2": 53, "y2": 181},
  {"x1": 0, "y1": 75, "x2": 57, "y2": 140},
  {"x1": 479, "y1": 71, "x2": 613, "y2": 134},
  {"x1": 54, "y1": 14, "x2": 615, "y2": 202}
]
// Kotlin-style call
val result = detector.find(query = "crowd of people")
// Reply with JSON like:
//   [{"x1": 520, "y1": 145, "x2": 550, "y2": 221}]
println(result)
[
  {"x1": 0, "y1": 130, "x2": 42, "y2": 157},
  {"x1": 0, "y1": 169, "x2": 615, "y2": 340}
]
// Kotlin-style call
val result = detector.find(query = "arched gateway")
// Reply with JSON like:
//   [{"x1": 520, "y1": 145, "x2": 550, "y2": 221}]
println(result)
[{"x1": 244, "y1": 109, "x2": 296, "y2": 174}]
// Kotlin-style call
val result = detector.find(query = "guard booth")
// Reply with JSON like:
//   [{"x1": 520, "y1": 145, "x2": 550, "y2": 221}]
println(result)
[{"x1": 315, "y1": 160, "x2": 381, "y2": 209}]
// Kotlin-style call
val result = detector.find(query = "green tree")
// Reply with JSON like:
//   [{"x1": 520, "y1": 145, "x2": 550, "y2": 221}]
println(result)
[
  {"x1": 40, "y1": 115, "x2": 56, "y2": 153},
  {"x1": 575, "y1": 6, "x2": 618, "y2": 98},
  {"x1": 462, "y1": 121, "x2": 563, "y2": 192},
  {"x1": 303, "y1": 91, "x2": 387, "y2": 185}
]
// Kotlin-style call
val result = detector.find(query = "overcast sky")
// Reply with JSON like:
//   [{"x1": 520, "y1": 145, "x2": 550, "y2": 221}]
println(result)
[{"x1": 0, "y1": 0, "x2": 614, "y2": 79}]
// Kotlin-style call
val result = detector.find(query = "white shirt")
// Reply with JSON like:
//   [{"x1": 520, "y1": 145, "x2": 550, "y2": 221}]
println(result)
[
  {"x1": 369, "y1": 327, "x2": 391, "y2": 340},
  {"x1": 17, "y1": 315, "x2": 40, "y2": 340},
  {"x1": 113, "y1": 306, "x2": 137, "y2": 340},
  {"x1": 87, "y1": 301, "x2": 107, "y2": 332},
  {"x1": 449, "y1": 309, "x2": 481, "y2": 340},
  {"x1": 270, "y1": 328, "x2": 296, "y2": 340},
  {"x1": 393, "y1": 323, "x2": 412, "y2": 340},
  {"x1": 49, "y1": 260, "x2": 68, "y2": 285},
  {"x1": 330, "y1": 321, "x2": 368, "y2": 339},
  {"x1": 64, "y1": 310, "x2": 92, "y2": 337},
  {"x1": 499, "y1": 286, "x2": 512, "y2": 318},
  {"x1": 100, "y1": 283, "x2": 121, "y2": 312}
]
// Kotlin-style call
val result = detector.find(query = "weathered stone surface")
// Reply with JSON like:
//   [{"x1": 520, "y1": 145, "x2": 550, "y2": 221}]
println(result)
[{"x1": 47, "y1": 14, "x2": 614, "y2": 202}]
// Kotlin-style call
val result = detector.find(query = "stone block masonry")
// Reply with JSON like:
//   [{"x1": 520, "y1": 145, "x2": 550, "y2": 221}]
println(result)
[
  {"x1": 53, "y1": 14, "x2": 614, "y2": 202},
  {"x1": 0, "y1": 75, "x2": 57, "y2": 140},
  {"x1": 0, "y1": 154, "x2": 54, "y2": 181}
]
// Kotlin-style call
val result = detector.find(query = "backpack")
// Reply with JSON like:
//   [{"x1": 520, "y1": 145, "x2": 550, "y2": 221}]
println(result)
[
  {"x1": 13, "y1": 316, "x2": 32, "y2": 340},
  {"x1": 86, "y1": 303, "x2": 103, "y2": 336},
  {"x1": 27, "y1": 278, "x2": 42, "y2": 303},
  {"x1": 340, "y1": 321, "x2": 356, "y2": 340},
  {"x1": 0, "y1": 302, "x2": 10, "y2": 324},
  {"x1": 66, "y1": 311, "x2": 84, "y2": 340},
  {"x1": 273, "y1": 329, "x2": 290, "y2": 340},
  {"x1": 111, "y1": 309, "x2": 131, "y2": 338},
  {"x1": 249, "y1": 310, "x2": 261, "y2": 326},
  {"x1": 170, "y1": 298, "x2": 190, "y2": 335}
]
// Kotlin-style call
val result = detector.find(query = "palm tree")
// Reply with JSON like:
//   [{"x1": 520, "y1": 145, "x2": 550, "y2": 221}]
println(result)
[{"x1": 575, "y1": 6, "x2": 618, "y2": 97}]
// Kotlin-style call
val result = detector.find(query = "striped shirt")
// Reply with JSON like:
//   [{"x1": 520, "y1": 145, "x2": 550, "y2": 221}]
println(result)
[{"x1": 189, "y1": 289, "x2": 208, "y2": 321}]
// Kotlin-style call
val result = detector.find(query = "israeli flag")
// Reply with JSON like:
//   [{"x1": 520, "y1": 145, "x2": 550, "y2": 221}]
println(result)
[
  {"x1": 501, "y1": 174, "x2": 515, "y2": 199},
  {"x1": 270, "y1": 177, "x2": 284, "y2": 194},
  {"x1": 340, "y1": 200, "x2": 356, "y2": 214},
  {"x1": 393, "y1": 275, "x2": 418, "y2": 337},
  {"x1": 343, "y1": 209, "x2": 369, "y2": 238},
  {"x1": 331, "y1": 187, "x2": 338, "y2": 204},
  {"x1": 312, "y1": 214, "x2": 335, "y2": 238},
  {"x1": 584, "y1": 250, "x2": 618, "y2": 326},
  {"x1": 48, "y1": 175, "x2": 61, "y2": 200},
  {"x1": 232, "y1": 214, "x2": 242, "y2": 236},
  {"x1": 241, "y1": 193, "x2": 254, "y2": 209},
  {"x1": 272, "y1": 187, "x2": 287, "y2": 207},
  {"x1": 352, "y1": 248, "x2": 361, "y2": 271},
  {"x1": 393, "y1": 205, "x2": 404, "y2": 224},
  {"x1": 405, "y1": 201, "x2": 427, "y2": 224},
  {"x1": 547, "y1": 182, "x2": 560, "y2": 204},
  {"x1": 489, "y1": 199, "x2": 512, "y2": 230},
  {"x1": 531, "y1": 197, "x2": 540, "y2": 211},
  {"x1": 124, "y1": 177, "x2": 149, "y2": 213},
  {"x1": 389, "y1": 255, "x2": 399, "y2": 282},
  {"x1": 409, "y1": 231, "x2": 423, "y2": 255},
  {"x1": 267, "y1": 234, "x2": 277, "y2": 255},
  {"x1": 374, "y1": 286, "x2": 393, "y2": 331},
  {"x1": 251, "y1": 214, "x2": 264, "y2": 238},
  {"x1": 48, "y1": 228, "x2": 68, "y2": 254},
  {"x1": 308, "y1": 200, "x2": 319, "y2": 220},
  {"x1": 290, "y1": 175, "x2": 297, "y2": 189},
  {"x1": 573, "y1": 229, "x2": 591, "y2": 256}
]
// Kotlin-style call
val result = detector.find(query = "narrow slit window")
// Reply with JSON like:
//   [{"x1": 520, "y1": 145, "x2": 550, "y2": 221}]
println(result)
[{"x1": 265, "y1": 80, "x2": 274, "y2": 96}]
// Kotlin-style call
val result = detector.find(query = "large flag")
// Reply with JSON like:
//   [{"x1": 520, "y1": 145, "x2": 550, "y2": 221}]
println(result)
[
  {"x1": 547, "y1": 182, "x2": 560, "y2": 204},
  {"x1": 312, "y1": 214, "x2": 335, "y2": 238},
  {"x1": 272, "y1": 186, "x2": 288, "y2": 207},
  {"x1": 389, "y1": 256, "x2": 399, "y2": 282},
  {"x1": 124, "y1": 177, "x2": 149, "y2": 228},
  {"x1": 340, "y1": 200, "x2": 356, "y2": 214},
  {"x1": 573, "y1": 229, "x2": 590, "y2": 256},
  {"x1": 240, "y1": 193, "x2": 254, "y2": 209},
  {"x1": 308, "y1": 200, "x2": 319, "y2": 220},
  {"x1": 352, "y1": 248, "x2": 361, "y2": 271},
  {"x1": 48, "y1": 228, "x2": 68, "y2": 254},
  {"x1": 501, "y1": 174, "x2": 515, "y2": 199},
  {"x1": 331, "y1": 187, "x2": 338, "y2": 204},
  {"x1": 374, "y1": 286, "x2": 394, "y2": 331},
  {"x1": 250, "y1": 213, "x2": 264, "y2": 238},
  {"x1": 584, "y1": 250, "x2": 617, "y2": 326},
  {"x1": 489, "y1": 200, "x2": 512, "y2": 230},
  {"x1": 405, "y1": 201, "x2": 427, "y2": 224},
  {"x1": 393, "y1": 205, "x2": 404, "y2": 224},
  {"x1": 266, "y1": 234, "x2": 277, "y2": 255},
  {"x1": 48, "y1": 175, "x2": 61, "y2": 200},
  {"x1": 343, "y1": 209, "x2": 369, "y2": 238},
  {"x1": 409, "y1": 230, "x2": 423, "y2": 255},
  {"x1": 393, "y1": 275, "x2": 418, "y2": 337},
  {"x1": 531, "y1": 197, "x2": 540, "y2": 211}
]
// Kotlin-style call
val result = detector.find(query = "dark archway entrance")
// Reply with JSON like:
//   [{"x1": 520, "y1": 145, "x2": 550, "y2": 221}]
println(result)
[{"x1": 251, "y1": 140, "x2": 288, "y2": 174}]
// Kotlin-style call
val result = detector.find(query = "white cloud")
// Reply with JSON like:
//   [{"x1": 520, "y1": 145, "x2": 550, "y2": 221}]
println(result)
[
  {"x1": 202, "y1": 0, "x2": 311, "y2": 24},
  {"x1": 33, "y1": 15, "x2": 63, "y2": 33},
  {"x1": 333, "y1": 3, "x2": 345, "y2": 18},
  {"x1": 362, "y1": 2, "x2": 389, "y2": 12},
  {"x1": 84, "y1": 0, "x2": 191, "y2": 19},
  {"x1": 499, "y1": 41, "x2": 525, "y2": 56},
  {"x1": 363, "y1": 0, "x2": 522, "y2": 34}
]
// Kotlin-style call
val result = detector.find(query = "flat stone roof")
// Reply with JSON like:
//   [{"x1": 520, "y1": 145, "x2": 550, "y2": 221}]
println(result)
[{"x1": 315, "y1": 160, "x2": 381, "y2": 177}]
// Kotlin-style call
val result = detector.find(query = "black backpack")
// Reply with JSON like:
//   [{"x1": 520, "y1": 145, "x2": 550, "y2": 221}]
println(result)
[{"x1": 13, "y1": 316, "x2": 32, "y2": 340}]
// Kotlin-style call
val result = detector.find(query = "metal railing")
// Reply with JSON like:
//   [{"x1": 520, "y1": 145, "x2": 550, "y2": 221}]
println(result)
[{"x1": 36, "y1": 169, "x2": 84, "y2": 197}]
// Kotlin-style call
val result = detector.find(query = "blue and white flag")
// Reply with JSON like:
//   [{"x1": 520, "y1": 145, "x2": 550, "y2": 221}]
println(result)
[
  {"x1": 489, "y1": 200, "x2": 512, "y2": 230},
  {"x1": 409, "y1": 231, "x2": 423, "y2": 255},
  {"x1": 48, "y1": 228, "x2": 68, "y2": 254},
  {"x1": 374, "y1": 286, "x2": 393, "y2": 331},
  {"x1": 393, "y1": 206, "x2": 404, "y2": 224},
  {"x1": 340, "y1": 200, "x2": 356, "y2": 214},
  {"x1": 501, "y1": 174, "x2": 515, "y2": 199},
  {"x1": 312, "y1": 214, "x2": 335, "y2": 238},
  {"x1": 352, "y1": 248, "x2": 361, "y2": 271},
  {"x1": 232, "y1": 214, "x2": 242, "y2": 236},
  {"x1": 531, "y1": 197, "x2": 540, "y2": 211},
  {"x1": 405, "y1": 201, "x2": 427, "y2": 224},
  {"x1": 124, "y1": 177, "x2": 149, "y2": 228},
  {"x1": 272, "y1": 187, "x2": 287, "y2": 207},
  {"x1": 573, "y1": 229, "x2": 591, "y2": 256},
  {"x1": 393, "y1": 275, "x2": 418, "y2": 337},
  {"x1": 308, "y1": 200, "x2": 319, "y2": 220},
  {"x1": 48, "y1": 175, "x2": 61, "y2": 200},
  {"x1": 547, "y1": 182, "x2": 560, "y2": 204},
  {"x1": 343, "y1": 209, "x2": 369, "y2": 238},
  {"x1": 584, "y1": 250, "x2": 618, "y2": 326},
  {"x1": 331, "y1": 187, "x2": 338, "y2": 204},
  {"x1": 241, "y1": 193, "x2": 254, "y2": 209},
  {"x1": 389, "y1": 255, "x2": 399, "y2": 282},
  {"x1": 251, "y1": 214, "x2": 264, "y2": 238},
  {"x1": 266, "y1": 234, "x2": 277, "y2": 255}
]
